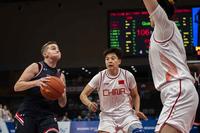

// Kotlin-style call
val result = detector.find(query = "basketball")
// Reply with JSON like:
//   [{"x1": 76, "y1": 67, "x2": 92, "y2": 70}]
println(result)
[{"x1": 40, "y1": 76, "x2": 65, "y2": 100}]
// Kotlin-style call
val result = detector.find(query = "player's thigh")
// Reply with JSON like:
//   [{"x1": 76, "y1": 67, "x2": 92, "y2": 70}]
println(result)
[
  {"x1": 127, "y1": 123, "x2": 145, "y2": 133},
  {"x1": 122, "y1": 112, "x2": 144, "y2": 133},
  {"x1": 98, "y1": 119, "x2": 116, "y2": 133},
  {"x1": 160, "y1": 123, "x2": 181, "y2": 133},
  {"x1": 15, "y1": 115, "x2": 36, "y2": 133},
  {"x1": 38, "y1": 116, "x2": 59, "y2": 133}
]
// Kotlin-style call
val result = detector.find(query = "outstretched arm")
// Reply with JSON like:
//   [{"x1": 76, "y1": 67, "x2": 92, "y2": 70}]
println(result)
[
  {"x1": 143, "y1": 0, "x2": 173, "y2": 41},
  {"x1": 143, "y1": 0, "x2": 158, "y2": 14}
]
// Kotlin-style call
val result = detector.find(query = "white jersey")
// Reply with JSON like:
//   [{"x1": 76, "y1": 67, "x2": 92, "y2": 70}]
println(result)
[
  {"x1": 88, "y1": 68, "x2": 136, "y2": 117},
  {"x1": 149, "y1": 5, "x2": 194, "y2": 90}
]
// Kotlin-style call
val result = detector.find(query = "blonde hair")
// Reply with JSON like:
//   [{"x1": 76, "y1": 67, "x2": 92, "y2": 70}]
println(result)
[
  {"x1": 168, "y1": 0, "x2": 175, "y2": 5},
  {"x1": 41, "y1": 41, "x2": 57, "y2": 55}
]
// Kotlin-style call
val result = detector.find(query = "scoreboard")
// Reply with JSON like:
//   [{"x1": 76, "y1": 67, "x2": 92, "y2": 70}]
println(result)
[{"x1": 108, "y1": 7, "x2": 200, "y2": 57}]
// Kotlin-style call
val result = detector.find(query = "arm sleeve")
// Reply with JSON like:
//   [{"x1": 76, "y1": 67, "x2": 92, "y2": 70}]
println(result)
[
  {"x1": 150, "y1": 5, "x2": 174, "y2": 41},
  {"x1": 126, "y1": 71, "x2": 137, "y2": 90},
  {"x1": 88, "y1": 72, "x2": 100, "y2": 90}
]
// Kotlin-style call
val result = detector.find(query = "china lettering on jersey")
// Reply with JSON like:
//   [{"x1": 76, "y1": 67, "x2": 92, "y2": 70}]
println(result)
[{"x1": 103, "y1": 88, "x2": 129, "y2": 96}]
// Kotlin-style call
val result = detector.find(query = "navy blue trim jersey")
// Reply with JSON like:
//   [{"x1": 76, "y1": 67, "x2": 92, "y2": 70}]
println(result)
[{"x1": 17, "y1": 61, "x2": 62, "y2": 116}]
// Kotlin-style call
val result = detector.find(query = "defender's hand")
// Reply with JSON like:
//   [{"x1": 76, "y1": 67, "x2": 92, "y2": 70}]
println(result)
[
  {"x1": 135, "y1": 111, "x2": 148, "y2": 120},
  {"x1": 88, "y1": 102, "x2": 98, "y2": 112}
]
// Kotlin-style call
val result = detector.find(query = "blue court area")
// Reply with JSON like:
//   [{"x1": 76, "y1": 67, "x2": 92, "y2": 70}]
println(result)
[{"x1": 1, "y1": 119, "x2": 199, "y2": 133}]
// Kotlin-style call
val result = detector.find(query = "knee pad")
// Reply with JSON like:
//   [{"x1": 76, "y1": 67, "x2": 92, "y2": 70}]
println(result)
[
  {"x1": 131, "y1": 128, "x2": 145, "y2": 133},
  {"x1": 128, "y1": 123, "x2": 145, "y2": 133}
]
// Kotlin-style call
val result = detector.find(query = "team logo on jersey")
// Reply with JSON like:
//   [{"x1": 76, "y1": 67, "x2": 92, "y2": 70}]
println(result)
[
  {"x1": 118, "y1": 80, "x2": 125, "y2": 84},
  {"x1": 103, "y1": 88, "x2": 129, "y2": 96}
]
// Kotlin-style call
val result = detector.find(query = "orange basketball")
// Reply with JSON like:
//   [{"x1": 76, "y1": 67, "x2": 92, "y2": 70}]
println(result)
[{"x1": 40, "y1": 76, "x2": 65, "y2": 100}]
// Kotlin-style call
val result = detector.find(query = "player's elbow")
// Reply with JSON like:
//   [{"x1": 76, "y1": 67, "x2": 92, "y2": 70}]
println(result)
[
  {"x1": 59, "y1": 103, "x2": 66, "y2": 108},
  {"x1": 59, "y1": 96, "x2": 67, "y2": 108},
  {"x1": 59, "y1": 100, "x2": 67, "y2": 108},
  {"x1": 14, "y1": 83, "x2": 20, "y2": 92},
  {"x1": 80, "y1": 92, "x2": 86, "y2": 103},
  {"x1": 80, "y1": 93, "x2": 83, "y2": 101}
]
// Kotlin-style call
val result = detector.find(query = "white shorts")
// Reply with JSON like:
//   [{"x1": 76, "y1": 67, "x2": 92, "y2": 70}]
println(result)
[
  {"x1": 155, "y1": 79, "x2": 199, "y2": 133},
  {"x1": 98, "y1": 110, "x2": 142, "y2": 133}
]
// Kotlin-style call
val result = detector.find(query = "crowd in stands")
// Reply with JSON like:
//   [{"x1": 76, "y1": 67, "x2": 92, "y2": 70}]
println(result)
[{"x1": 0, "y1": 104, "x2": 13, "y2": 122}]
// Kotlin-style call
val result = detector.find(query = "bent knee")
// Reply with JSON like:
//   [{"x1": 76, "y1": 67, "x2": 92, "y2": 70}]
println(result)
[{"x1": 128, "y1": 123, "x2": 145, "y2": 133}]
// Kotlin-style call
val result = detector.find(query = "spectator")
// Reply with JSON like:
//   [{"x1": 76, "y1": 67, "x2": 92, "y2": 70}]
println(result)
[
  {"x1": 62, "y1": 112, "x2": 70, "y2": 121},
  {"x1": 0, "y1": 104, "x2": 3, "y2": 119},
  {"x1": 2, "y1": 105, "x2": 13, "y2": 122},
  {"x1": 73, "y1": 115, "x2": 83, "y2": 121}
]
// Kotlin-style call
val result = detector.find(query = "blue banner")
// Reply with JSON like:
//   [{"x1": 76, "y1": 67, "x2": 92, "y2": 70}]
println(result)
[
  {"x1": 1, "y1": 120, "x2": 199, "y2": 133},
  {"x1": 70, "y1": 121, "x2": 99, "y2": 133}
]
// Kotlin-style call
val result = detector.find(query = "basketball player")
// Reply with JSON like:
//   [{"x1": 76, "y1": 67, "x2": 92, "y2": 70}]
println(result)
[
  {"x1": 191, "y1": 63, "x2": 200, "y2": 131},
  {"x1": 142, "y1": 0, "x2": 199, "y2": 132},
  {"x1": 80, "y1": 48, "x2": 147, "y2": 133},
  {"x1": 14, "y1": 41, "x2": 67, "y2": 133}
]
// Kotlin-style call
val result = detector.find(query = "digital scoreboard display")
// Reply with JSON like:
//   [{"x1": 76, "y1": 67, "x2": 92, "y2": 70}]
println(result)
[{"x1": 108, "y1": 7, "x2": 200, "y2": 57}]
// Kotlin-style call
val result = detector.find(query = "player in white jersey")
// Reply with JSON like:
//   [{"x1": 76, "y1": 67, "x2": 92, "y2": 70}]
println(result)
[
  {"x1": 189, "y1": 63, "x2": 200, "y2": 131},
  {"x1": 80, "y1": 48, "x2": 147, "y2": 133},
  {"x1": 142, "y1": 0, "x2": 199, "y2": 133}
]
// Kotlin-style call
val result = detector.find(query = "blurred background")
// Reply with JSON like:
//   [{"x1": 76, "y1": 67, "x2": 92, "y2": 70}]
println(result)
[{"x1": 0, "y1": 0, "x2": 200, "y2": 132}]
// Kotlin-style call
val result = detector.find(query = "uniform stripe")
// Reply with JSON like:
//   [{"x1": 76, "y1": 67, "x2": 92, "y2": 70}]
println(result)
[
  {"x1": 15, "y1": 112, "x2": 24, "y2": 126},
  {"x1": 44, "y1": 128, "x2": 59, "y2": 133},
  {"x1": 153, "y1": 23, "x2": 175, "y2": 44},
  {"x1": 99, "y1": 72, "x2": 102, "y2": 91},
  {"x1": 159, "y1": 52, "x2": 178, "y2": 81},
  {"x1": 105, "y1": 68, "x2": 121, "y2": 79},
  {"x1": 162, "y1": 80, "x2": 182, "y2": 128},
  {"x1": 193, "y1": 122, "x2": 200, "y2": 126},
  {"x1": 33, "y1": 62, "x2": 43, "y2": 78},
  {"x1": 124, "y1": 70, "x2": 129, "y2": 89}
]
